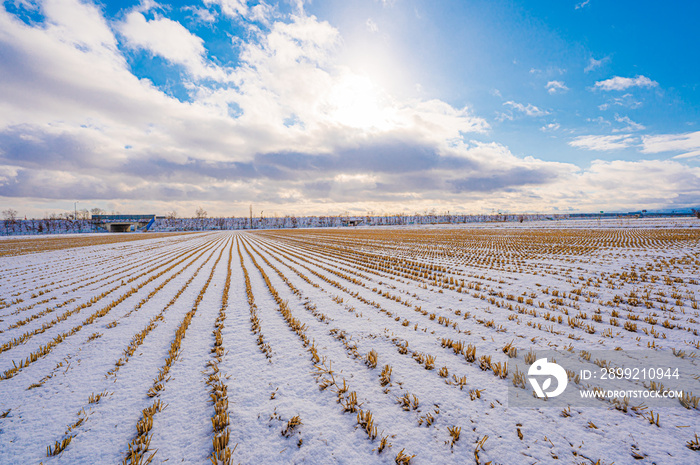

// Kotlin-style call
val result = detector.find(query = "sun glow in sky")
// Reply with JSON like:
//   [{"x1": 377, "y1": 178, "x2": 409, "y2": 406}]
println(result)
[
  {"x1": 326, "y1": 74, "x2": 390, "y2": 130},
  {"x1": 0, "y1": 0, "x2": 699, "y2": 218}
]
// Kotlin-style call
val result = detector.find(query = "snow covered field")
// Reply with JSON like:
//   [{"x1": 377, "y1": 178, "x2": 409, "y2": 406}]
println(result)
[{"x1": 1, "y1": 221, "x2": 699, "y2": 464}]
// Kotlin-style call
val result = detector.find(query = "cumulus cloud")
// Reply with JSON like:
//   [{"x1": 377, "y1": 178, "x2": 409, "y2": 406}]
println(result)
[
  {"x1": 0, "y1": 2, "x2": 497, "y2": 212},
  {"x1": 569, "y1": 134, "x2": 637, "y2": 151},
  {"x1": 118, "y1": 10, "x2": 227, "y2": 80},
  {"x1": 571, "y1": 159, "x2": 700, "y2": 208},
  {"x1": 594, "y1": 75, "x2": 658, "y2": 91},
  {"x1": 0, "y1": 1, "x2": 182, "y2": 128},
  {"x1": 545, "y1": 80, "x2": 568, "y2": 94}
]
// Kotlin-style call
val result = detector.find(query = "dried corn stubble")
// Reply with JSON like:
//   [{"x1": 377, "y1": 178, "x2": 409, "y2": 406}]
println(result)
[
  {"x1": 281, "y1": 415, "x2": 303, "y2": 437},
  {"x1": 207, "y1": 242, "x2": 235, "y2": 465},
  {"x1": 447, "y1": 425, "x2": 461, "y2": 447},
  {"x1": 395, "y1": 448, "x2": 415, "y2": 464},
  {"x1": 365, "y1": 349, "x2": 379, "y2": 369},
  {"x1": 379, "y1": 364, "x2": 393, "y2": 386},
  {"x1": 47, "y1": 436, "x2": 73, "y2": 456}
]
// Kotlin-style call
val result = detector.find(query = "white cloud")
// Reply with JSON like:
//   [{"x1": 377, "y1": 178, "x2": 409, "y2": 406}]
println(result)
[
  {"x1": 204, "y1": 0, "x2": 248, "y2": 18},
  {"x1": 672, "y1": 150, "x2": 700, "y2": 160},
  {"x1": 594, "y1": 75, "x2": 658, "y2": 91},
  {"x1": 546, "y1": 80, "x2": 568, "y2": 94},
  {"x1": 250, "y1": 3, "x2": 274, "y2": 23},
  {"x1": 587, "y1": 116, "x2": 610, "y2": 126},
  {"x1": 598, "y1": 93, "x2": 642, "y2": 110},
  {"x1": 184, "y1": 6, "x2": 217, "y2": 23},
  {"x1": 613, "y1": 114, "x2": 645, "y2": 132},
  {"x1": 584, "y1": 56, "x2": 608, "y2": 73},
  {"x1": 40, "y1": 0, "x2": 120, "y2": 58},
  {"x1": 569, "y1": 134, "x2": 637, "y2": 151},
  {"x1": 531, "y1": 66, "x2": 565, "y2": 76},
  {"x1": 365, "y1": 18, "x2": 378, "y2": 33},
  {"x1": 495, "y1": 112, "x2": 513, "y2": 122},
  {"x1": 228, "y1": 14, "x2": 488, "y2": 143},
  {"x1": 540, "y1": 123, "x2": 560, "y2": 132},
  {"x1": 641, "y1": 131, "x2": 700, "y2": 159},
  {"x1": 202, "y1": 0, "x2": 274, "y2": 23},
  {"x1": 0, "y1": 0, "x2": 178, "y2": 128},
  {"x1": 2, "y1": 5, "x2": 489, "y2": 163},
  {"x1": 572, "y1": 159, "x2": 700, "y2": 208},
  {"x1": 503, "y1": 101, "x2": 549, "y2": 117},
  {"x1": 118, "y1": 11, "x2": 219, "y2": 79},
  {"x1": 256, "y1": 14, "x2": 340, "y2": 66},
  {"x1": 575, "y1": 0, "x2": 590, "y2": 9}
]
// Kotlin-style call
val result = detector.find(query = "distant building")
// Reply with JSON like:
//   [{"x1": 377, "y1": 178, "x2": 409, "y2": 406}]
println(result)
[
  {"x1": 92, "y1": 214, "x2": 156, "y2": 232},
  {"x1": 342, "y1": 217, "x2": 363, "y2": 226}
]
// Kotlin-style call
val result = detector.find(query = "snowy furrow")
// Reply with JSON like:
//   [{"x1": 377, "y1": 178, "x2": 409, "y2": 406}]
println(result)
[
  {"x1": 0, "y1": 233, "x2": 197, "y2": 299},
  {"x1": 0, "y1": 235, "x2": 226, "y2": 463},
  {"x1": 242, "y1": 238, "x2": 433, "y2": 453},
  {"x1": 0, "y1": 236, "x2": 199, "y2": 329},
  {"x1": 230, "y1": 238, "x2": 389, "y2": 464},
  {"x1": 145, "y1": 237, "x2": 235, "y2": 463},
  {"x1": 0, "y1": 235, "x2": 205, "y2": 332},
  {"x1": 64, "y1": 237, "x2": 229, "y2": 464},
  {"x1": 0, "y1": 238, "x2": 218, "y2": 376},
  {"x1": 260, "y1": 234, "x2": 684, "y2": 360},
  {"x1": 244, "y1": 237, "x2": 489, "y2": 463}
]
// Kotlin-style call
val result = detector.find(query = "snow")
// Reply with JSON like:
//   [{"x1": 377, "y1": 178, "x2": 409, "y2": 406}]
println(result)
[{"x1": 1, "y1": 220, "x2": 699, "y2": 464}]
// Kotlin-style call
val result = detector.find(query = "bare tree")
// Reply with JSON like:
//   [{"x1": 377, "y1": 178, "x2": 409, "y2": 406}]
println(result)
[
  {"x1": 90, "y1": 207, "x2": 105, "y2": 217},
  {"x1": 693, "y1": 209, "x2": 700, "y2": 219},
  {"x1": 166, "y1": 210, "x2": 178, "y2": 220},
  {"x1": 2, "y1": 208, "x2": 18, "y2": 222},
  {"x1": 195, "y1": 207, "x2": 207, "y2": 219}
]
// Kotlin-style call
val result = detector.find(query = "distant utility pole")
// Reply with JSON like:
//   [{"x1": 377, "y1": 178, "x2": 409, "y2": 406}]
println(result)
[
  {"x1": 74, "y1": 201, "x2": 78, "y2": 221},
  {"x1": 249, "y1": 204, "x2": 253, "y2": 229}
]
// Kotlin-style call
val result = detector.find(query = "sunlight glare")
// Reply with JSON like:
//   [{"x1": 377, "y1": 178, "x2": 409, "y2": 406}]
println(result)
[{"x1": 326, "y1": 74, "x2": 395, "y2": 131}]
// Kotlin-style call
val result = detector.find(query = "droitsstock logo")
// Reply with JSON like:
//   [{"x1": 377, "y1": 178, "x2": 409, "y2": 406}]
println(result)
[{"x1": 528, "y1": 358, "x2": 568, "y2": 398}]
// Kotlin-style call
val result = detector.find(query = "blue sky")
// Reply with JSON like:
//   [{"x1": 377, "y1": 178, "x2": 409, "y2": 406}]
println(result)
[{"x1": 0, "y1": 0, "x2": 699, "y2": 218}]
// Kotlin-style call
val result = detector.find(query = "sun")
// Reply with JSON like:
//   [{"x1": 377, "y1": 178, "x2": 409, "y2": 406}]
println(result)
[{"x1": 326, "y1": 74, "x2": 395, "y2": 131}]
